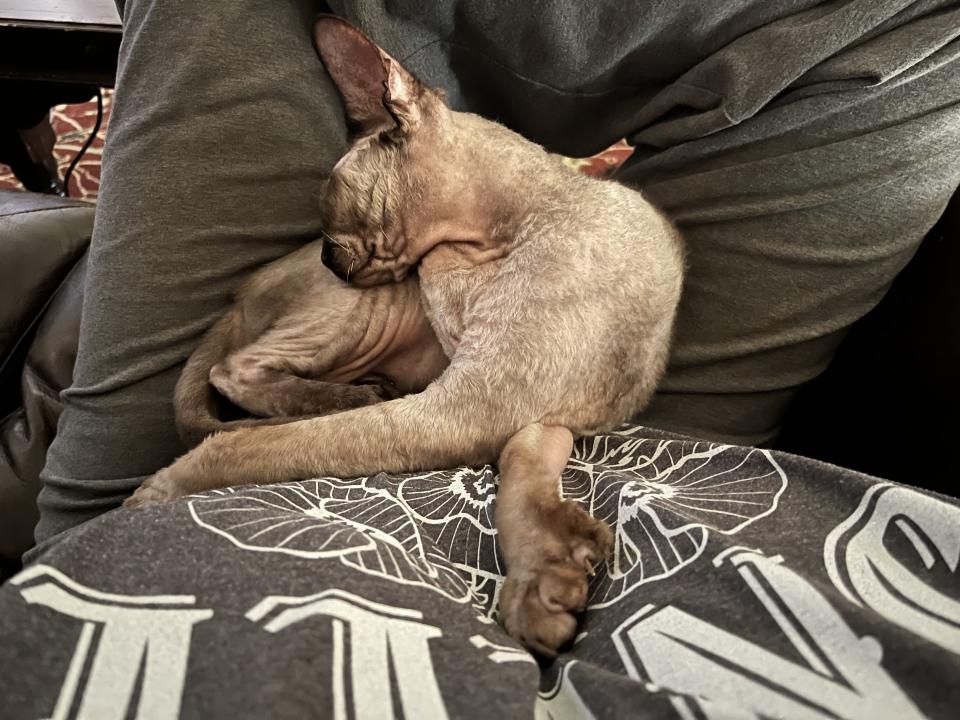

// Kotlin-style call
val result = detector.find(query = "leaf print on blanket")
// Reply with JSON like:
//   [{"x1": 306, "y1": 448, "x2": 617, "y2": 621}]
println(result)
[
  {"x1": 188, "y1": 426, "x2": 787, "y2": 616},
  {"x1": 188, "y1": 470, "x2": 504, "y2": 618},
  {"x1": 562, "y1": 429, "x2": 788, "y2": 609}
]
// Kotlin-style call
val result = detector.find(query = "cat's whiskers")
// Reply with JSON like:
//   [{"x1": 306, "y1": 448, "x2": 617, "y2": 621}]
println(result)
[{"x1": 320, "y1": 229, "x2": 348, "y2": 251}]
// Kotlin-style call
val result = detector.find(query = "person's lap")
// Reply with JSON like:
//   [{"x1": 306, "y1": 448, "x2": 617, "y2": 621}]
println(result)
[{"x1": 30, "y1": 0, "x2": 960, "y2": 554}]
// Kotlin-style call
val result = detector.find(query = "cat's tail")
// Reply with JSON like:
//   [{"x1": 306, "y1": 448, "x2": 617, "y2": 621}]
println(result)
[
  {"x1": 174, "y1": 312, "x2": 238, "y2": 448},
  {"x1": 175, "y1": 309, "x2": 320, "y2": 448}
]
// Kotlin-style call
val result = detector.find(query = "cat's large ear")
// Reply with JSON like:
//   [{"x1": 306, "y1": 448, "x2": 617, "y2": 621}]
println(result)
[{"x1": 313, "y1": 15, "x2": 423, "y2": 137}]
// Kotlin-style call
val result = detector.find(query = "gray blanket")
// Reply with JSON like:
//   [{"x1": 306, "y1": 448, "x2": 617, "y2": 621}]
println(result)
[{"x1": 4, "y1": 425, "x2": 958, "y2": 718}]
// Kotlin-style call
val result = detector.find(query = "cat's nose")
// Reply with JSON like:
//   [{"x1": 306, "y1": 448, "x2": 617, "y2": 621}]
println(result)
[{"x1": 320, "y1": 240, "x2": 334, "y2": 270}]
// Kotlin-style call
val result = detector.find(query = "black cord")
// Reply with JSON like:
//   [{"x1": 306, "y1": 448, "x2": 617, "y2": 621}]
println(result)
[{"x1": 63, "y1": 88, "x2": 104, "y2": 198}]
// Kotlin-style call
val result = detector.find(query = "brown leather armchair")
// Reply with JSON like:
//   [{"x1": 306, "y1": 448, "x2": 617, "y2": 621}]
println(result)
[
  {"x1": 1, "y1": 187, "x2": 957, "y2": 581},
  {"x1": 0, "y1": 190, "x2": 91, "y2": 578}
]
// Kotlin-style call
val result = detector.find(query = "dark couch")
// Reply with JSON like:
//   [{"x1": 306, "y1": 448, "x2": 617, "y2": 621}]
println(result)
[{"x1": 1, "y1": 187, "x2": 956, "y2": 580}]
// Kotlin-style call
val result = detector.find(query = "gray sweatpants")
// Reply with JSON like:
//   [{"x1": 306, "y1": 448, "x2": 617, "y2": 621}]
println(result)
[{"x1": 31, "y1": 0, "x2": 960, "y2": 553}]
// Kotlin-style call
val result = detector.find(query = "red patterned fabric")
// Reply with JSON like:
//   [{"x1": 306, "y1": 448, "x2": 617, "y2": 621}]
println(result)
[{"x1": 0, "y1": 91, "x2": 113, "y2": 201}]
